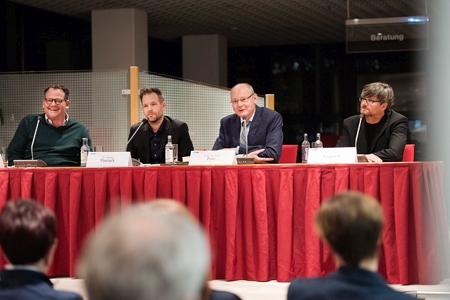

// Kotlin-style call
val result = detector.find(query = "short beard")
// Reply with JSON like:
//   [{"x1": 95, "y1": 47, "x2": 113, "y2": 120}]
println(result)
[{"x1": 148, "y1": 114, "x2": 164, "y2": 125}]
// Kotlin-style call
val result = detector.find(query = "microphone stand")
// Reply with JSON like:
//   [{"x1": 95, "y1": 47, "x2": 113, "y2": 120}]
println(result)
[{"x1": 127, "y1": 119, "x2": 148, "y2": 145}]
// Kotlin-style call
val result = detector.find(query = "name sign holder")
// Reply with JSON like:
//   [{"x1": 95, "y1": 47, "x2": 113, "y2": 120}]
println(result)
[
  {"x1": 307, "y1": 147, "x2": 357, "y2": 164},
  {"x1": 86, "y1": 152, "x2": 132, "y2": 167},
  {"x1": 189, "y1": 150, "x2": 237, "y2": 165}
]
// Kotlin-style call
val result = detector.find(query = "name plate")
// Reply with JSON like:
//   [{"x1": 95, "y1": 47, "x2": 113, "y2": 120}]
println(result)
[
  {"x1": 307, "y1": 147, "x2": 357, "y2": 164},
  {"x1": 189, "y1": 150, "x2": 237, "y2": 165},
  {"x1": 86, "y1": 152, "x2": 132, "y2": 167}
]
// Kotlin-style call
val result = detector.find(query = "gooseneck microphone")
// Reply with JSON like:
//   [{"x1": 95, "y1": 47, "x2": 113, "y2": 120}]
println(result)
[
  {"x1": 31, "y1": 116, "x2": 42, "y2": 160},
  {"x1": 355, "y1": 114, "x2": 364, "y2": 148},
  {"x1": 127, "y1": 118, "x2": 148, "y2": 145}
]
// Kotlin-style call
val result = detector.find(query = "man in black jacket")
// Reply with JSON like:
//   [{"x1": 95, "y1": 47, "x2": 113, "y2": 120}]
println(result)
[
  {"x1": 127, "y1": 87, "x2": 194, "y2": 164},
  {"x1": 336, "y1": 82, "x2": 407, "y2": 162},
  {"x1": 0, "y1": 199, "x2": 82, "y2": 300},
  {"x1": 287, "y1": 191, "x2": 414, "y2": 300}
]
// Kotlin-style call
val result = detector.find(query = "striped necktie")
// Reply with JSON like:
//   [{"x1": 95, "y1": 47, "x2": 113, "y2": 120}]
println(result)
[{"x1": 240, "y1": 120, "x2": 251, "y2": 146}]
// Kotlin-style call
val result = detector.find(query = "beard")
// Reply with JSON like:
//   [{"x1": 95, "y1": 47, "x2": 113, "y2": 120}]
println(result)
[{"x1": 148, "y1": 113, "x2": 164, "y2": 125}]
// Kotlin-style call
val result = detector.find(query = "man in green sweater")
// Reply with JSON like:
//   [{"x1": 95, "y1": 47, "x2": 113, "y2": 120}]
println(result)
[{"x1": 8, "y1": 85, "x2": 92, "y2": 166}]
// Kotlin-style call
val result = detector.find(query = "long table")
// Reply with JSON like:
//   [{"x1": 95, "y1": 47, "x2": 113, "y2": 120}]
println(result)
[{"x1": 0, "y1": 162, "x2": 449, "y2": 284}]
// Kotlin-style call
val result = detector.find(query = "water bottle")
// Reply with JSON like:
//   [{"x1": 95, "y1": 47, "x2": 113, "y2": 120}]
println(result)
[
  {"x1": 80, "y1": 138, "x2": 90, "y2": 167},
  {"x1": 165, "y1": 135, "x2": 174, "y2": 165},
  {"x1": 314, "y1": 133, "x2": 323, "y2": 148},
  {"x1": 301, "y1": 133, "x2": 310, "y2": 163}
]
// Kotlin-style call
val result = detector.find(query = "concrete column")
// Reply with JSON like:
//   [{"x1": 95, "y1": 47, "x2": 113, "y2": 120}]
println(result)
[
  {"x1": 92, "y1": 8, "x2": 148, "y2": 71},
  {"x1": 182, "y1": 34, "x2": 227, "y2": 87}
]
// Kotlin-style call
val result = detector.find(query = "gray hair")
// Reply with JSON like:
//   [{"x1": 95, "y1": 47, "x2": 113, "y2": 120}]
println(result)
[{"x1": 77, "y1": 203, "x2": 210, "y2": 300}]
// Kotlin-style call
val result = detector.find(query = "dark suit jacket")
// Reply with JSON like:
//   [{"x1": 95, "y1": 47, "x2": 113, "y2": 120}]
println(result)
[
  {"x1": 210, "y1": 290, "x2": 242, "y2": 300},
  {"x1": 287, "y1": 267, "x2": 415, "y2": 300},
  {"x1": 212, "y1": 106, "x2": 283, "y2": 162},
  {"x1": 126, "y1": 116, "x2": 194, "y2": 164},
  {"x1": 336, "y1": 109, "x2": 408, "y2": 162},
  {"x1": 0, "y1": 269, "x2": 82, "y2": 300}
]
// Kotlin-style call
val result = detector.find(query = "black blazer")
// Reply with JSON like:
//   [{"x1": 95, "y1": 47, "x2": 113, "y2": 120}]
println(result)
[
  {"x1": 212, "y1": 106, "x2": 283, "y2": 162},
  {"x1": 336, "y1": 110, "x2": 408, "y2": 162},
  {"x1": 288, "y1": 267, "x2": 415, "y2": 300},
  {"x1": 0, "y1": 269, "x2": 82, "y2": 300},
  {"x1": 126, "y1": 116, "x2": 194, "y2": 163}
]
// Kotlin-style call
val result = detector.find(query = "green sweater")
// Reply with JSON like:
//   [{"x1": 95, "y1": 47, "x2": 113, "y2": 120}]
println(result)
[{"x1": 8, "y1": 114, "x2": 92, "y2": 166}]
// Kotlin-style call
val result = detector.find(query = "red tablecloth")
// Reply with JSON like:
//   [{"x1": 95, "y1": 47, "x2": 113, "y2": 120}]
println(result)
[{"x1": 0, "y1": 162, "x2": 449, "y2": 284}]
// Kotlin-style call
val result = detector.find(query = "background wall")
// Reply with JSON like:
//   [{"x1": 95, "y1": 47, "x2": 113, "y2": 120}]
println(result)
[{"x1": 0, "y1": 71, "x2": 265, "y2": 153}]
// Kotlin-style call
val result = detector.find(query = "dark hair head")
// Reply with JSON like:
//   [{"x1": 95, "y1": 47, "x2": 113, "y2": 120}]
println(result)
[
  {"x1": 314, "y1": 191, "x2": 384, "y2": 267},
  {"x1": 0, "y1": 199, "x2": 57, "y2": 264},
  {"x1": 361, "y1": 82, "x2": 394, "y2": 109},
  {"x1": 139, "y1": 87, "x2": 164, "y2": 103},
  {"x1": 44, "y1": 84, "x2": 69, "y2": 100}
]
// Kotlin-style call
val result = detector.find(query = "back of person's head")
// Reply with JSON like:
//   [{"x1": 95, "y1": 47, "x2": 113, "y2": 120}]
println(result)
[
  {"x1": 78, "y1": 203, "x2": 210, "y2": 300},
  {"x1": 314, "y1": 191, "x2": 384, "y2": 267},
  {"x1": 0, "y1": 199, "x2": 57, "y2": 264},
  {"x1": 143, "y1": 198, "x2": 194, "y2": 219}
]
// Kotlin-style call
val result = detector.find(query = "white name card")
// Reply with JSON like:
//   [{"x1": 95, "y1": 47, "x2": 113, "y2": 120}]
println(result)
[
  {"x1": 86, "y1": 152, "x2": 132, "y2": 167},
  {"x1": 307, "y1": 147, "x2": 357, "y2": 164},
  {"x1": 189, "y1": 150, "x2": 237, "y2": 165}
]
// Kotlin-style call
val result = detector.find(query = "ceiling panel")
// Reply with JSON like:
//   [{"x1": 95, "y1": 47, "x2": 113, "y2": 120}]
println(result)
[{"x1": 8, "y1": 0, "x2": 428, "y2": 47}]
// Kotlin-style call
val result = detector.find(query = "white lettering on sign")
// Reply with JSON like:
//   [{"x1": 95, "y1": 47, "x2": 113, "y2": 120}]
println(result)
[{"x1": 370, "y1": 34, "x2": 404, "y2": 42}]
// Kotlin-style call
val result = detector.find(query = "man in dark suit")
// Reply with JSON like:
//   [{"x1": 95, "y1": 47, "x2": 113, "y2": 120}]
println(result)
[
  {"x1": 336, "y1": 82, "x2": 407, "y2": 162},
  {"x1": 212, "y1": 83, "x2": 283, "y2": 163},
  {"x1": 127, "y1": 87, "x2": 194, "y2": 164},
  {"x1": 0, "y1": 199, "x2": 82, "y2": 300},
  {"x1": 287, "y1": 191, "x2": 414, "y2": 300}
]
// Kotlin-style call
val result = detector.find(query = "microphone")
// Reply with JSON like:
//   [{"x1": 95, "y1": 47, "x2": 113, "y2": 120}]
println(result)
[
  {"x1": 355, "y1": 114, "x2": 363, "y2": 148},
  {"x1": 31, "y1": 116, "x2": 42, "y2": 160},
  {"x1": 13, "y1": 115, "x2": 47, "y2": 167},
  {"x1": 127, "y1": 118, "x2": 148, "y2": 145}
]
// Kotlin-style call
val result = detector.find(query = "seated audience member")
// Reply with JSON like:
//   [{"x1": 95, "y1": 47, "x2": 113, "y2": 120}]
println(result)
[
  {"x1": 8, "y1": 84, "x2": 92, "y2": 166},
  {"x1": 144, "y1": 199, "x2": 242, "y2": 300},
  {"x1": 77, "y1": 201, "x2": 210, "y2": 300},
  {"x1": 212, "y1": 83, "x2": 283, "y2": 163},
  {"x1": 0, "y1": 199, "x2": 82, "y2": 300},
  {"x1": 126, "y1": 87, "x2": 194, "y2": 164},
  {"x1": 336, "y1": 82, "x2": 407, "y2": 162},
  {"x1": 287, "y1": 191, "x2": 414, "y2": 300}
]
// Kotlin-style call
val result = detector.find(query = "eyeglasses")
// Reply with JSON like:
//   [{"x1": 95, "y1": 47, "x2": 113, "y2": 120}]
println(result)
[
  {"x1": 230, "y1": 93, "x2": 255, "y2": 105},
  {"x1": 359, "y1": 97, "x2": 381, "y2": 105},
  {"x1": 44, "y1": 98, "x2": 66, "y2": 105}
]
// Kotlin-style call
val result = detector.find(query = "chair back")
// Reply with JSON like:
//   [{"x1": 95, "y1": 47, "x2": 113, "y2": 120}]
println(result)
[
  {"x1": 402, "y1": 144, "x2": 415, "y2": 162},
  {"x1": 279, "y1": 144, "x2": 299, "y2": 163}
]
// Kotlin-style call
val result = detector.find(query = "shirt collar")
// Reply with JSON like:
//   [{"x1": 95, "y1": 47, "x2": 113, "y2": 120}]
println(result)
[
  {"x1": 5, "y1": 264, "x2": 42, "y2": 273},
  {"x1": 240, "y1": 111, "x2": 255, "y2": 124},
  {"x1": 45, "y1": 113, "x2": 69, "y2": 126}
]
